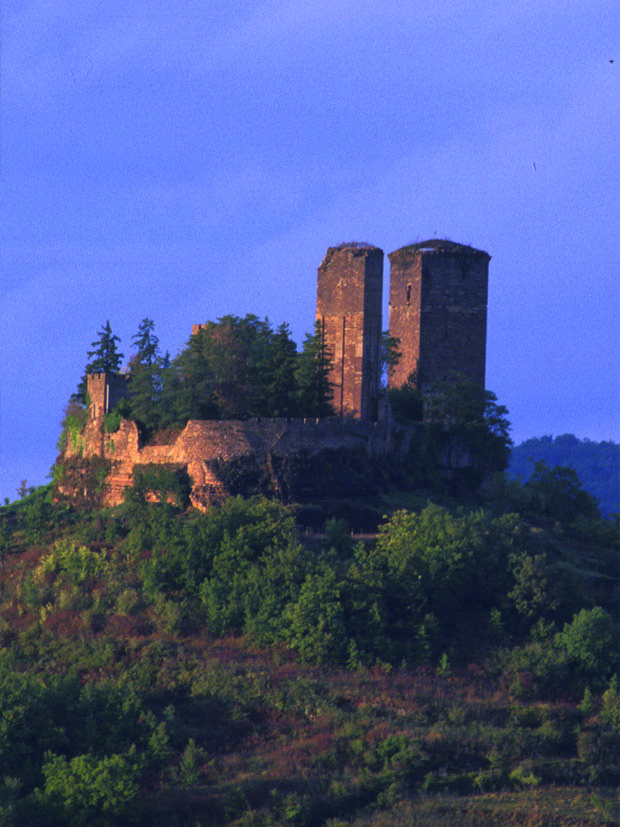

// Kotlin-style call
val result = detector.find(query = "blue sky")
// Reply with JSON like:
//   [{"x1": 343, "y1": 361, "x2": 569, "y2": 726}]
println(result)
[{"x1": 2, "y1": 0, "x2": 619, "y2": 501}]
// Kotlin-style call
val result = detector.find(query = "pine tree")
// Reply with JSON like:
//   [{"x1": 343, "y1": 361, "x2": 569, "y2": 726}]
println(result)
[
  {"x1": 86, "y1": 321, "x2": 124, "y2": 373},
  {"x1": 296, "y1": 321, "x2": 334, "y2": 417},
  {"x1": 127, "y1": 318, "x2": 165, "y2": 434},
  {"x1": 254, "y1": 322, "x2": 299, "y2": 418},
  {"x1": 131, "y1": 317, "x2": 159, "y2": 366},
  {"x1": 72, "y1": 321, "x2": 124, "y2": 404}
]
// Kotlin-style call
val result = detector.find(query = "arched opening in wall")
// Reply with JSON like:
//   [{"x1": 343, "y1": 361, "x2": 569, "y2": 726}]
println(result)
[{"x1": 406, "y1": 284, "x2": 412, "y2": 305}]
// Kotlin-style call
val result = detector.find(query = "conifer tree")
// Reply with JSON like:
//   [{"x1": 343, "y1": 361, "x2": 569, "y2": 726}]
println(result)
[
  {"x1": 127, "y1": 318, "x2": 165, "y2": 434},
  {"x1": 131, "y1": 317, "x2": 160, "y2": 366},
  {"x1": 254, "y1": 322, "x2": 299, "y2": 418},
  {"x1": 296, "y1": 321, "x2": 334, "y2": 417},
  {"x1": 72, "y1": 321, "x2": 124, "y2": 404}
]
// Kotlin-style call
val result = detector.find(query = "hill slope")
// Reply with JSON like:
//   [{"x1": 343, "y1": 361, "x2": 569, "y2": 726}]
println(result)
[{"x1": 0, "y1": 475, "x2": 617, "y2": 825}]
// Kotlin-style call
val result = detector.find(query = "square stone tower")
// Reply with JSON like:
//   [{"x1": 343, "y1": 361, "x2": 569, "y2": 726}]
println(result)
[
  {"x1": 316, "y1": 243, "x2": 384, "y2": 419},
  {"x1": 87, "y1": 372, "x2": 128, "y2": 419},
  {"x1": 388, "y1": 240, "x2": 490, "y2": 389}
]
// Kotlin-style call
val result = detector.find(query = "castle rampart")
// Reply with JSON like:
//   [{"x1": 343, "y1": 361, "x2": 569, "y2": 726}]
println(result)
[{"x1": 74, "y1": 415, "x2": 416, "y2": 510}]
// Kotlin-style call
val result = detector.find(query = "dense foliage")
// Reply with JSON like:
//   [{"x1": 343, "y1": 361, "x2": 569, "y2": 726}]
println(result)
[
  {"x1": 509, "y1": 434, "x2": 620, "y2": 517},
  {"x1": 0, "y1": 457, "x2": 617, "y2": 824},
  {"x1": 71, "y1": 316, "x2": 336, "y2": 437}
]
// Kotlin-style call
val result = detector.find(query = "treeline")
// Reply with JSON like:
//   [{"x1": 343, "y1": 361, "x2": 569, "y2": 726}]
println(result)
[
  {"x1": 74, "y1": 316, "x2": 334, "y2": 435},
  {"x1": 509, "y1": 434, "x2": 620, "y2": 517}
]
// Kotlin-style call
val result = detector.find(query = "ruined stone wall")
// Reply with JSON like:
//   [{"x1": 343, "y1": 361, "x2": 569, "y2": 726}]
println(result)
[
  {"x1": 74, "y1": 413, "x2": 415, "y2": 510},
  {"x1": 388, "y1": 241, "x2": 489, "y2": 388},
  {"x1": 316, "y1": 244, "x2": 383, "y2": 420}
]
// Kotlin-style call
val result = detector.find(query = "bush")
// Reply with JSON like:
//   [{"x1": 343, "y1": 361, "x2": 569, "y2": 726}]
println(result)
[
  {"x1": 38, "y1": 749, "x2": 141, "y2": 825},
  {"x1": 38, "y1": 539, "x2": 110, "y2": 587},
  {"x1": 555, "y1": 607, "x2": 617, "y2": 689},
  {"x1": 124, "y1": 464, "x2": 191, "y2": 510}
]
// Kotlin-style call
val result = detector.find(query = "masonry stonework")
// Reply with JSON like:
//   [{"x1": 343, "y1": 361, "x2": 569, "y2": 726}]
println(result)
[
  {"x1": 316, "y1": 244, "x2": 383, "y2": 420},
  {"x1": 87, "y1": 373, "x2": 128, "y2": 419},
  {"x1": 388, "y1": 240, "x2": 489, "y2": 389}
]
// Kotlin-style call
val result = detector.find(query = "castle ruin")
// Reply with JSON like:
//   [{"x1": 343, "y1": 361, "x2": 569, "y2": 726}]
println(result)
[
  {"x1": 387, "y1": 240, "x2": 490, "y2": 389},
  {"x1": 316, "y1": 239, "x2": 490, "y2": 414},
  {"x1": 63, "y1": 238, "x2": 490, "y2": 509}
]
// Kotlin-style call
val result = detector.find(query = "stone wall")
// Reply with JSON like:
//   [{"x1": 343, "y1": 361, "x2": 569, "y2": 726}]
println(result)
[{"x1": 73, "y1": 406, "x2": 420, "y2": 510}]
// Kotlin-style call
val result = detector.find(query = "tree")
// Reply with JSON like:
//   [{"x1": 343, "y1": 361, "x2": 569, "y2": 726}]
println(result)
[
  {"x1": 555, "y1": 607, "x2": 617, "y2": 688},
  {"x1": 509, "y1": 435, "x2": 619, "y2": 517},
  {"x1": 254, "y1": 322, "x2": 299, "y2": 418},
  {"x1": 424, "y1": 376, "x2": 512, "y2": 477},
  {"x1": 130, "y1": 317, "x2": 159, "y2": 367},
  {"x1": 159, "y1": 315, "x2": 302, "y2": 426},
  {"x1": 380, "y1": 331, "x2": 401, "y2": 386},
  {"x1": 296, "y1": 321, "x2": 334, "y2": 417},
  {"x1": 73, "y1": 322, "x2": 124, "y2": 404},
  {"x1": 387, "y1": 371, "x2": 423, "y2": 423},
  {"x1": 40, "y1": 750, "x2": 141, "y2": 823},
  {"x1": 522, "y1": 461, "x2": 600, "y2": 525},
  {"x1": 283, "y1": 564, "x2": 347, "y2": 663},
  {"x1": 85, "y1": 321, "x2": 123, "y2": 374},
  {"x1": 127, "y1": 318, "x2": 165, "y2": 433},
  {"x1": 368, "y1": 505, "x2": 518, "y2": 663}
]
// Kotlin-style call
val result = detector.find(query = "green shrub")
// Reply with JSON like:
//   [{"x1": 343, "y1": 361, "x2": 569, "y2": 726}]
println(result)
[
  {"x1": 555, "y1": 607, "x2": 617, "y2": 689},
  {"x1": 57, "y1": 403, "x2": 88, "y2": 454},
  {"x1": 103, "y1": 409, "x2": 122, "y2": 434},
  {"x1": 38, "y1": 749, "x2": 141, "y2": 825},
  {"x1": 38, "y1": 539, "x2": 110, "y2": 587},
  {"x1": 124, "y1": 464, "x2": 191, "y2": 510}
]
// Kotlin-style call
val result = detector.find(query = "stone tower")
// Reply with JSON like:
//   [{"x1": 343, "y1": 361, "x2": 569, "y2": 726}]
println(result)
[
  {"x1": 388, "y1": 240, "x2": 490, "y2": 389},
  {"x1": 316, "y1": 243, "x2": 384, "y2": 420},
  {"x1": 87, "y1": 372, "x2": 128, "y2": 420}
]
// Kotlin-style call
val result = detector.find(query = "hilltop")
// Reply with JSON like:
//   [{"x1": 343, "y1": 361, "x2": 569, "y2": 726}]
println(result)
[{"x1": 0, "y1": 239, "x2": 617, "y2": 824}]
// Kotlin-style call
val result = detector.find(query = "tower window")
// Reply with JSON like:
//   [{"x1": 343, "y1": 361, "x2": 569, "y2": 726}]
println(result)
[{"x1": 406, "y1": 284, "x2": 412, "y2": 304}]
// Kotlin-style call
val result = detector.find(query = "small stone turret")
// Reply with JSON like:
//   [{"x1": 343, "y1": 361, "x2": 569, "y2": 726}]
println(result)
[
  {"x1": 388, "y1": 240, "x2": 490, "y2": 389},
  {"x1": 316, "y1": 243, "x2": 384, "y2": 420},
  {"x1": 87, "y1": 372, "x2": 128, "y2": 420}
]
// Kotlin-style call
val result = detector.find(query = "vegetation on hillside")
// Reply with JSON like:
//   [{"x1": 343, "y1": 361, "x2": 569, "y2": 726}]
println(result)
[
  {"x1": 10, "y1": 317, "x2": 617, "y2": 824},
  {"x1": 509, "y1": 434, "x2": 620, "y2": 517},
  {"x1": 0, "y1": 450, "x2": 617, "y2": 824}
]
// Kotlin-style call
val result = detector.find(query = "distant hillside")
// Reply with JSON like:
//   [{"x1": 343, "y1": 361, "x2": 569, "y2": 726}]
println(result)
[{"x1": 509, "y1": 434, "x2": 619, "y2": 517}]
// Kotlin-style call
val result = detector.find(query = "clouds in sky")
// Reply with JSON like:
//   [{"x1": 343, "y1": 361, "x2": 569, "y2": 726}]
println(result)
[{"x1": 2, "y1": 0, "x2": 619, "y2": 499}]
